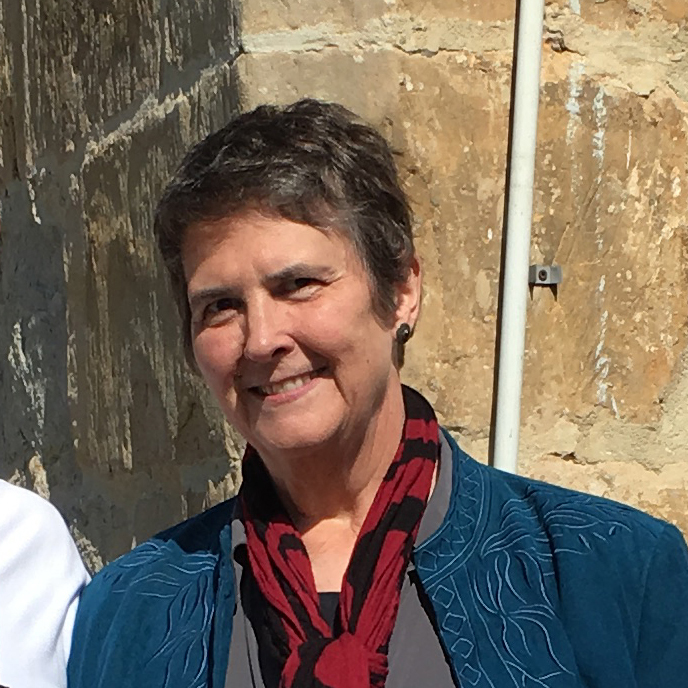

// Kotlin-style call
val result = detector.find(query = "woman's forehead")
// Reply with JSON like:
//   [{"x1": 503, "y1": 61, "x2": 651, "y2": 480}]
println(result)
[{"x1": 182, "y1": 212, "x2": 363, "y2": 285}]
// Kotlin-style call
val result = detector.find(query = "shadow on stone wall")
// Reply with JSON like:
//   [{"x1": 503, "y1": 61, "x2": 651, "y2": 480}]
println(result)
[{"x1": 0, "y1": 0, "x2": 245, "y2": 570}]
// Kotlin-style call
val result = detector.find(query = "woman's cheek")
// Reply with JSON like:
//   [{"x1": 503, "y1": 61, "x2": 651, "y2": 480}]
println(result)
[{"x1": 193, "y1": 329, "x2": 242, "y2": 386}]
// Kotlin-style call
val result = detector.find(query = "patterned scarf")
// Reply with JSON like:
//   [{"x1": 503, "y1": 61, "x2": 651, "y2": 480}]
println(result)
[{"x1": 240, "y1": 385, "x2": 439, "y2": 688}]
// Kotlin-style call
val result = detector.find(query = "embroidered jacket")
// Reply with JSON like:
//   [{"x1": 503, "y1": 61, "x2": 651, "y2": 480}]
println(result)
[{"x1": 68, "y1": 433, "x2": 688, "y2": 688}]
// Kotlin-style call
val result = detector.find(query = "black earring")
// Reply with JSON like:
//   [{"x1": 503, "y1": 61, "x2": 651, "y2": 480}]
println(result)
[{"x1": 396, "y1": 323, "x2": 411, "y2": 345}]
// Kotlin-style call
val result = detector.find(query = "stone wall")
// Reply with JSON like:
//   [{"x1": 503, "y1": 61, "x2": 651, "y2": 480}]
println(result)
[
  {"x1": 1, "y1": 0, "x2": 687, "y2": 569},
  {"x1": 0, "y1": 0, "x2": 244, "y2": 569}
]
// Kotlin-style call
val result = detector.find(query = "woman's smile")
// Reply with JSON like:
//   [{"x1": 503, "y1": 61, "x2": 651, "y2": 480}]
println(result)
[{"x1": 249, "y1": 366, "x2": 329, "y2": 399}]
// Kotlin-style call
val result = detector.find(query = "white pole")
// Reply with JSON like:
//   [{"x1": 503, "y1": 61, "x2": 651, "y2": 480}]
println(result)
[{"x1": 492, "y1": 0, "x2": 546, "y2": 474}]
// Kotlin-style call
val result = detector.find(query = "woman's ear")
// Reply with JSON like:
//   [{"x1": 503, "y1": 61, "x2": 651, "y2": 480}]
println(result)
[{"x1": 394, "y1": 254, "x2": 422, "y2": 332}]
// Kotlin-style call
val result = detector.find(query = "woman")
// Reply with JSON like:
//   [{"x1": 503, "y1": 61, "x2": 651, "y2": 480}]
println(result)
[{"x1": 68, "y1": 100, "x2": 688, "y2": 688}]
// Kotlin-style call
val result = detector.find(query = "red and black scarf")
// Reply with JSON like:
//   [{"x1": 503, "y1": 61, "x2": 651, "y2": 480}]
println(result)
[{"x1": 240, "y1": 385, "x2": 439, "y2": 688}]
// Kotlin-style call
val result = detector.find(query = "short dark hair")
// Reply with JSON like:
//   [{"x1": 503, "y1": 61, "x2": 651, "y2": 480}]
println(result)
[{"x1": 154, "y1": 98, "x2": 415, "y2": 362}]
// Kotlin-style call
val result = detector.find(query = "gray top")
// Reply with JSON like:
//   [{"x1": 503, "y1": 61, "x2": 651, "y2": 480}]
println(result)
[{"x1": 226, "y1": 434, "x2": 458, "y2": 687}]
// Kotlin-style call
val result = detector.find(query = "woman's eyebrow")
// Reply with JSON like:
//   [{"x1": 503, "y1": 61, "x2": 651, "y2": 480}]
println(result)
[
  {"x1": 188, "y1": 264, "x2": 337, "y2": 306},
  {"x1": 187, "y1": 286, "x2": 240, "y2": 308},
  {"x1": 266, "y1": 263, "x2": 336, "y2": 283}
]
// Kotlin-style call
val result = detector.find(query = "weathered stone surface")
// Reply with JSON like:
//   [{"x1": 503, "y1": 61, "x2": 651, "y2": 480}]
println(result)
[
  {"x1": 1, "y1": 0, "x2": 243, "y2": 180},
  {"x1": 395, "y1": 0, "x2": 515, "y2": 22},
  {"x1": 238, "y1": 50, "x2": 404, "y2": 123},
  {"x1": 7, "y1": 0, "x2": 161, "y2": 173},
  {"x1": 0, "y1": 0, "x2": 12, "y2": 185},
  {"x1": 242, "y1": 13, "x2": 515, "y2": 56},
  {"x1": 73, "y1": 67, "x2": 242, "y2": 562},
  {"x1": 161, "y1": 0, "x2": 241, "y2": 90},
  {"x1": 0, "y1": 1, "x2": 242, "y2": 567},
  {"x1": 243, "y1": 0, "x2": 515, "y2": 32},
  {"x1": 547, "y1": 0, "x2": 687, "y2": 26},
  {"x1": 392, "y1": 54, "x2": 513, "y2": 432},
  {"x1": 525, "y1": 80, "x2": 688, "y2": 422},
  {"x1": 243, "y1": 0, "x2": 389, "y2": 33},
  {"x1": 544, "y1": 3, "x2": 688, "y2": 97}
]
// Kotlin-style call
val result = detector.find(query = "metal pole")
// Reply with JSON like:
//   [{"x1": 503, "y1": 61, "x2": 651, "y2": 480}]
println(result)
[{"x1": 492, "y1": 0, "x2": 546, "y2": 474}]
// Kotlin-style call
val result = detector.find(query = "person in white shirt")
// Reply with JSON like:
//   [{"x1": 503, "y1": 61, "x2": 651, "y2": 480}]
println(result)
[{"x1": 0, "y1": 480, "x2": 89, "y2": 688}]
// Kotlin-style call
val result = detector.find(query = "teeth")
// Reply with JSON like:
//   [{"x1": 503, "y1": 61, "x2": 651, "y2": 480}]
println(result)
[{"x1": 258, "y1": 370, "x2": 318, "y2": 396}]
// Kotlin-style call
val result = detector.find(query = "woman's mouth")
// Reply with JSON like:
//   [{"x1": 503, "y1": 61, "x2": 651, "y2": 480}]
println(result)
[{"x1": 253, "y1": 368, "x2": 327, "y2": 397}]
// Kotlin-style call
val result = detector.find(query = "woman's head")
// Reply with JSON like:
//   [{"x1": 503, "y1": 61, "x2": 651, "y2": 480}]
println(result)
[{"x1": 154, "y1": 99, "x2": 417, "y2": 363}]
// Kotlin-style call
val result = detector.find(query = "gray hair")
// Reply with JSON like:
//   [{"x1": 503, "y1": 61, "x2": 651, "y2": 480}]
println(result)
[{"x1": 154, "y1": 98, "x2": 416, "y2": 362}]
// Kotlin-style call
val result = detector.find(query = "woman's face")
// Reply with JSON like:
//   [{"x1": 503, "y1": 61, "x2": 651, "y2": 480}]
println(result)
[{"x1": 182, "y1": 211, "x2": 420, "y2": 461}]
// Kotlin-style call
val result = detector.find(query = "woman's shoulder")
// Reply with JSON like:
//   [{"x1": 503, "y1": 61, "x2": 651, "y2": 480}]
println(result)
[
  {"x1": 0, "y1": 480, "x2": 89, "y2": 584},
  {"x1": 81, "y1": 495, "x2": 237, "y2": 600},
  {"x1": 449, "y1": 436, "x2": 668, "y2": 538},
  {"x1": 441, "y1": 433, "x2": 684, "y2": 576},
  {"x1": 481, "y1": 453, "x2": 669, "y2": 548},
  {"x1": 69, "y1": 497, "x2": 238, "y2": 686},
  {"x1": 0, "y1": 482, "x2": 89, "y2": 688},
  {"x1": 429, "y1": 437, "x2": 688, "y2": 685},
  {"x1": 0, "y1": 479, "x2": 75, "y2": 540}
]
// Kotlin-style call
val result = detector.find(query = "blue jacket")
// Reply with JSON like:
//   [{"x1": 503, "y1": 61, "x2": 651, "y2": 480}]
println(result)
[{"x1": 68, "y1": 433, "x2": 688, "y2": 687}]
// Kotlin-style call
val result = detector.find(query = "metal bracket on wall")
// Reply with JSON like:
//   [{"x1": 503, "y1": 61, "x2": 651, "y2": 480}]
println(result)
[{"x1": 528, "y1": 264, "x2": 563, "y2": 286}]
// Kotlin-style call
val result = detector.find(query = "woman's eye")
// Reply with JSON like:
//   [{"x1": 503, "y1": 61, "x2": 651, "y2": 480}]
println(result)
[
  {"x1": 212, "y1": 297, "x2": 236, "y2": 312},
  {"x1": 292, "y1": 277, "x2": 316, "y2": 290},
  {"x1": 202, "y1": 298, "x2": 239, "y2": 325},
  {"x1": 282, "y1": 277, "x2": 322, "y2": 297}
]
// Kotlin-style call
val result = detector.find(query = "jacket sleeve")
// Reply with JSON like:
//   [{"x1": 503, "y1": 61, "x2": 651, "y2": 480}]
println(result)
[{"x1": 634, "y1": 522, "x2": 688, "y2": 687}]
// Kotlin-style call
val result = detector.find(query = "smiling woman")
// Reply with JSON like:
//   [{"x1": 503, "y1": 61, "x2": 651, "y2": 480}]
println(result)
[{"x1": 67, "y1": 100, "x2": 688, "y2": 688}]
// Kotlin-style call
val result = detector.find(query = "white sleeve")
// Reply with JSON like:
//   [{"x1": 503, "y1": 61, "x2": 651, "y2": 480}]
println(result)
[{"x1": 0, "y1": 481, "x2": 90, "y2": 688}]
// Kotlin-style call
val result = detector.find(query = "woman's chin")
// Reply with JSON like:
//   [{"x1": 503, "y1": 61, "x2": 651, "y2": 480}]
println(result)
[
  {"x1": 235, "y1": 378, "x2": 345, "y2": 456},
  {"x1": 248, "y1": 424, "x2": 338, "y2": 459}
]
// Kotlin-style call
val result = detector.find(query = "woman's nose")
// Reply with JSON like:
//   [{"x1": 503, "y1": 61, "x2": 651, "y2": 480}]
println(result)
[{"x1": 242, "y1": 299, "x2": 292, "y2": 362}]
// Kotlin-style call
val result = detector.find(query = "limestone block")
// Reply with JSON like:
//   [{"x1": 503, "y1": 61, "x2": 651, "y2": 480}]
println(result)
[
  {"x1": 243, "y1": 0, "x2": 515, "y2": 34},
  {"x1": 547, "y1": 0, "x2": 687, "y2": 26},
  {"x1": 242, "y1": 7, "x2": 515, "y2": 57},
  {"x1": 0, "y1": 0, "x2": 11, "y2": 185},
  {"x1": 526, "y1": 77, "x2": 688, "y2": 425},
  {"x1": 0, "y1": 63, "x2": 243, "y2": 567},
  {"x1": 13, "y1": 0, "x2": 160, "y2": 171},
  {"x1": 161, "y1": 0, "x2": 240, "y2": 86},
  {"x1": 242, "y1": 0, "x2": 389, "y2": 33},
  {"x1": 394, "y1": 0, "x2": 515, "y2": 22},
  {"x1": 238, "y1": 50, "x2": 404, "y2": 126},
  {"x1": 394, "y1": 53, "x2": 514, "y2": 431},
  {"x1": 403, "y1": 56, "x2": 688, "y2": 449},
  {"x1": 544, "y1": 2, "x2": 688, "y2": 98}
]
